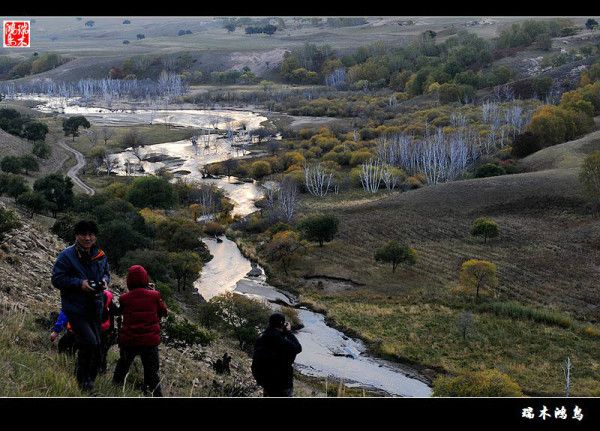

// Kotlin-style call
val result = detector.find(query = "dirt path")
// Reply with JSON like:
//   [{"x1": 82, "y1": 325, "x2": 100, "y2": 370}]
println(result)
[{"x1": 57, "y1": 140, "x2": 95, "y2": 196}]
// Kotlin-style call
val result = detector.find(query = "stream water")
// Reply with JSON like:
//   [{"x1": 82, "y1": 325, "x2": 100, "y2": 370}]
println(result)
[{"x1": 23, "y1": 94, "x2": 432, "y2": 397}]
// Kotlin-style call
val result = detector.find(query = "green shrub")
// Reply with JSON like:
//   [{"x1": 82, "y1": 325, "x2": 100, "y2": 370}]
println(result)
[
  {"x1": 297, "y1": 213, "x2": 340, "y2": 247},
  {"x1": 511, "y1": 132, "x2": 541, "y2": 158},
  {"x1": 126, "y1": 176, "x2": 177, "y2": 209},
  {"x1": 203, "y1": 221, "x2": 226, "y2": 237},
  {"x1": 475, "y1": 163, "x2": 505, "y2": 178},
  {"x1": 250, "y1": 161, "x2": 272, "y2": 179},
  {"x1": 211, "y1": 292, "x2": 271, "y2": 352},
  {"x1": 163, "y1": 315, "x2": 214, "y2": 346},
  {"x1": 119, "y1": 249, "x2": 172, "y2": 282},
  {"x1": 433, "y1": 369, "x2": 523, "y2": 397},
  {"x1": 0, "y1": 206, "x2": 21, "y2": 239},
  {"x1": 471, "y1": 217, "x2": 500, "y2": 243},
  {"x1": 1, "y1": 156, "x2": 23, "y2": 174},
  {"x1": 155, "y1": 282, "x2": 180, "y2": 313}
]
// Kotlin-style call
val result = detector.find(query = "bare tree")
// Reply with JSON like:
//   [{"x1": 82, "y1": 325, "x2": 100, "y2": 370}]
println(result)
[
  {"x1": 85, "y1": 128, "x2": 98, "y2": 146},
  {"x1": 101, "y1": 126, "x2": 113, "y2": 145},
  {"x1": 264, "y1": 182, "x2": 278, "y2": 223},
  {"x1": 191, "y1": 135, "x2": 198, "y2": 156},
  {"x1": 304, "y1": 163, "x2": 333, "y2": 197},
  {"x1": 278, "y1": 176, "x2": 298, "y2": 222},
  {"x1": 198, "y1": 186, "x2": 216, "y2": 216},
  {"x1": 103, "y1": 152, "x2": 119, "y2": 175},
  {"x1": 359, "y1": 159, "x2": 385, "y2": 193},
  {"x1": 563, "y1": 357, "x2": 572, "y2": 397},
  {"x1": 377, "y1": 128, "x2": 479, "y2": 186},
  {"x1": 121, "y1": 129, "x2": 146, "y2": 161},
  {"x1": 381, "y1": 165, "x2": 402, "y2": 191}
]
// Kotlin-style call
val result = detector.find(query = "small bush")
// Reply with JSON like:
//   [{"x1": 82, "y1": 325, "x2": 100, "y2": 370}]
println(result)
[
  {"x1": 0, "y1": 206, "x2": 21, "y2": 239},
  {"x1": 581, "y1": 325, "x2": 600, "y2": 338},
  {"x1": 155, "y1": 282, "x2": 179, "y2": 313},
  {"x1": 163, "y1": 315, "x2": 214, "y2": 346},
  {"x1": 433, "y1": 369, "x2": 523, "y2": 397},
  {"x1": 250, "y1": 161, "x2": 272, "y2": 179},
  {"x1": 268, "y1": 221, "x2": 293, "y2": 236},
  {"x1": 406, "y1": 175, "x2": 425, "y2": 189},
  {"x1": 475, "y1": 163, "x2": 505, "y2": 178},
  {"x1": 511, "y1": 132, "x2": 541, "y2": 158},
  {"x1": 203, "y1": 221, "x2": 226, "y2": 237}
]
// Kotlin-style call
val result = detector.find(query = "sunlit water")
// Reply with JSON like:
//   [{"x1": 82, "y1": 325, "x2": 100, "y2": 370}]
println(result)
[
  {"x1": 11, "y1": 94, "x2": 268, "y2": 129},
  {"x1": 23, "y1": 94, "x2": 432, "y2": 397}
]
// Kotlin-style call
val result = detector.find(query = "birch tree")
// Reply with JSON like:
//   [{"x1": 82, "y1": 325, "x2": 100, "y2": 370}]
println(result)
[
  {"x1": 101, "y1": 126, "x2": 113, "y2": 145},
  {"x1": 359, "y1": 159, "x2": 385, "y2": 193},
  {"x1": 304, "y1": 163, "x2": 333, "y2": 197},
  {"x1": 278, "y1": 176, "x2": 298, "y2": 222}
]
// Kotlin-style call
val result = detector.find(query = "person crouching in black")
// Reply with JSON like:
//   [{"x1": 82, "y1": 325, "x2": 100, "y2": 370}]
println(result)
[{"x1": 251, "y1": 312, "x2": 302, "y2": 397}]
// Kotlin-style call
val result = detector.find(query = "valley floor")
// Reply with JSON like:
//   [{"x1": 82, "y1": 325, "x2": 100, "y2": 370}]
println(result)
[{"x1": 245, "y1": 124, "x2": 600, "y2": 396}]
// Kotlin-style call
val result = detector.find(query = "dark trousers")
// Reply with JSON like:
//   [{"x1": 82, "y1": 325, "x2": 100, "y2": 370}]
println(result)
[
  {"x1": 67, "y1": 312, "x2": 101, "y2": 390},
  {"x1": 113, "y1": 345, "x2": 162, "y2": 397},
  {"x1": 263, "y1": 387, "x2": 293, "y2": 397},
  {"x1": 99, "y1": 330, "x2": 113, "y2": 374}
]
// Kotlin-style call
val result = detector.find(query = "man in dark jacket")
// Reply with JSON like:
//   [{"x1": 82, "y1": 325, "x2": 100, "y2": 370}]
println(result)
[
  {"x1": 252, "y1": 312, "x2": 302, "y2": 397},
  {"x1": 113, "y1": 265, "x2": 168, "y2": 397},
  {"x1": 51, "y1": 220, "x2": 110, "y2": 392}
]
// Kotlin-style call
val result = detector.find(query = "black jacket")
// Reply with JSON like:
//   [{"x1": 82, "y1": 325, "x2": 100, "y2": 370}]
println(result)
[{"x1": 252, "y1": 327, "x2": 302, "y2": 391}]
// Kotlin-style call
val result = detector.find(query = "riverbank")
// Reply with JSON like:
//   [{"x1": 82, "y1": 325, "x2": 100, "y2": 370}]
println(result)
[{"x1": 228, "y1": 231, "x2": 434, "y2": 394}]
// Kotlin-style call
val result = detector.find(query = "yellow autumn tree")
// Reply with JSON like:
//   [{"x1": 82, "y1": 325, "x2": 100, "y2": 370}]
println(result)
[
  {"x1": 264, "y1": 230, "x2": 305, "y2": 275},
  {"x1": 459, "y1": 259, "x2": 498, "y2": 300},
  {"x1": 189, "y1": 203, "x2": 201, "y2": 221}
]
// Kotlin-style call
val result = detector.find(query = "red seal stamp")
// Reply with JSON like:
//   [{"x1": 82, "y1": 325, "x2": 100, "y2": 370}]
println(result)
[{"x1": 3, "y1": 20, "x2": 30, "y2": 48}]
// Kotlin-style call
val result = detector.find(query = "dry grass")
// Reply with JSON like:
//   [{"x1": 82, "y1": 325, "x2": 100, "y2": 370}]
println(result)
[
  {"x1": 292, "y1": 164, "x2": 600, "y2": 321},
  {"x1": 303, "y1": 291, "x2": 600, "y2": 396}
]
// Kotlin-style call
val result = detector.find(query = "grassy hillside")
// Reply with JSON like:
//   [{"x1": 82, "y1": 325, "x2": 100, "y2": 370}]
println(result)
[{"x1": 0, "y1": 207, "x2": 259, "y2": 397}]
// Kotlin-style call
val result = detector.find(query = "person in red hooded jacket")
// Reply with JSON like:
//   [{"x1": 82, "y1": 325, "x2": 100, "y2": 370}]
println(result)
[{"x1": 112, "y1": 265, "x2": 168, "y2": 397}]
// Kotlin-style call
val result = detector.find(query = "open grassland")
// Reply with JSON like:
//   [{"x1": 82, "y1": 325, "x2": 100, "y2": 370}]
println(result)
[
  {"x1": 44, "y1": 119, "x2": 198, "y2": 157},
  {"x1": 301, "y1": 291, "x2": 600, "y2": 396},
  {"x1": 293, "y1": 165, "x2": 600, "y2": 320}
]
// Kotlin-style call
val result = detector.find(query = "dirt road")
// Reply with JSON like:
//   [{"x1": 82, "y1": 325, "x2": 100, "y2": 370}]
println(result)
[{"x1": 58, "y1": 140, "x2": 95, "y2": 196}]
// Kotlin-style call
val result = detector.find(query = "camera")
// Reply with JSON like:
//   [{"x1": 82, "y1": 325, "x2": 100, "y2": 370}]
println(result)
[{"x1": 88, "y1": 280, "x2": 106, "y2": 292}]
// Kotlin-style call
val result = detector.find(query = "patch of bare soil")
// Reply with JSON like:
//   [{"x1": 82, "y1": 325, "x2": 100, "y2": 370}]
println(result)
[
  {"x1": 229, "y1": 48, "x2": 287, "y2": 76},
  {"x1": 302, "y1": 275, "x2": 366, "y2": 294}
]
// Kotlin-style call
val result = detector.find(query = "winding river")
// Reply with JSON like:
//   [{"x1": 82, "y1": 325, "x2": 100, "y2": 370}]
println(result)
[{"x1": 19, "y1": 94, "x2": 432, "y2": 397}]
